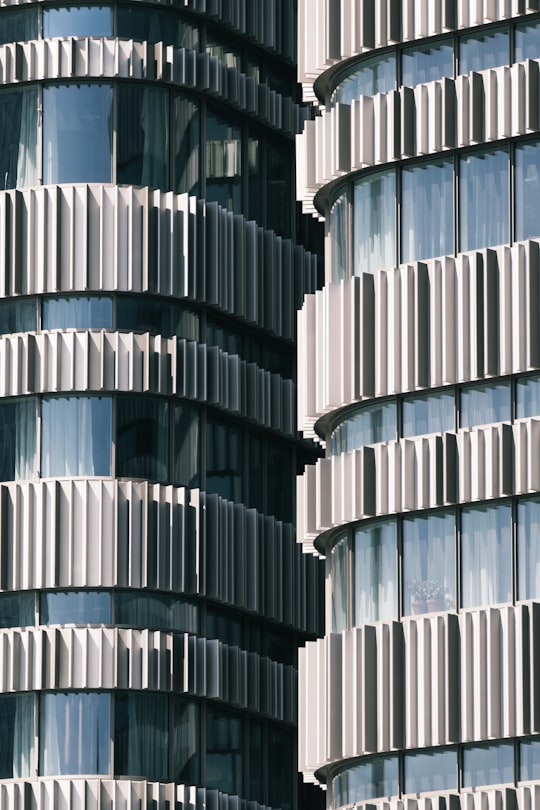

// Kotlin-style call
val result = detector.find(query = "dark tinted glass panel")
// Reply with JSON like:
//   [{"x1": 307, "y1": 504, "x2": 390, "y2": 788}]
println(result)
[
  {"x1": 264, "y1": 628, "x2": 295, "y2": 665},
  {"x1": 117, "y1": 84, "x2": 169, "y2": 189},
  {"x1": 515, "y1": 140, "x2": 540, "y2": 242},
  {"x1": 117, "y1": 296, "x2": 199, "y2": 339},
  {"x1": 40, "y1": 591, "x2": 111, "y2": 624},
  {"x1": 206, "y1": 608, "x2": 242, "y2": 647},
  {"x1": 404, "y1": 748, "x2": 457, "y2": 793},
  {"x1": 114, "y1": 692, "x2": 168, "y2": 780},
  {"x1": 248, "y1": 719, "x2": 264, "y2": 802},
  {"x1": 205, "y1": 707, "x2": 242, "y2": 795},
  {"x1": 172, "y1": 403, "x2": 199, "y2": 488},
  {"x1": 0, "y1": 87, "x2": 38, "y2": 189},
  {"x1": 206, "y1": 319, "x2": 242, "y2": 355},
  {"x1": 116, "y1": 396, "x2": 168, "y2": 482},
  {"x1": 115, "y1": 591, "x2": 199, "y2": 633},
  {"x1": 0, "y1": 592, "x2": 34, "y2": 628},
  {"x1": 43, "y1": 84, "x2": 112, "y2": 184},
  {"x1": 247, "y1": 432, "x2": 264, "y2": 512},
  {"x1": 402, "y1": 40, "x2": 454, "y2": 86},
  {"x1": 460, "y1": 148, "x2": 509, "y2": 251},
  {"x1": 267, "y1": 442, "x2": 293, "y2": 521},
  {"x1": 174, "y1": 94, "x2": 199, "y2": 195},
  {"x1": 267, "y1": 142, "x2": 292, "y2": 237},
  {"x1": 462, "y1": 741, "x2": 514, "y2": 787},
  {"x1": 117, "y1": 6, "x2": 198, "y2": 49},
  {"x1": 0, "y1": 694, "x2": 34, "y2": 777},
  {"x1": 520, "y1": 738, "x2": 540, "y2": 781},
  {"x1": 0, "y1": 7, "x2": 38, "y2": 44},
  {"x1": 206, "y1": 417, "x2": 242, "y2": 501},
  {"x1": 41, "y1": 396, "x2": 112, "y2": 477},
  {"x1": 43, "y1": 6, "x2": 113, "y2": 38},
  {"x1": 42, "y1": 296, "x2": 113, "y2": 330},
  {"x1": 459, "y1": 27, "x2": 509, "y2": 74},
  {"x1": 0, "y1": 398, "x2": 37, "y2": 482},
  {"x1": 402, "y1": 391, "x2": 455, "y2": 437},
  {"x1": 205, "y1": 34, "x2": 241, "y2": 70},
  {"x1": 247, "y1": 132, "x2": 261, "y2": 222},
  {"x1": 461, "y1": 503, "x2": 512, "y2": 608},
  {"x1": 516, "y1": 20, "x2": 540, "y2": 62},
  {"x1": 40, "y1": 692, "x2": 110, "y2": 775},
  {"x1": 172, "y1": 698, "x2": 200, "y2": 784},
  {"x1": 401, "y1": 159, "x2": 453, "y2": 262},
  {"x1": 0, "y1": 298, "x2": 37, "y2": 334},
  {"x1": 205, "y1": 110, "x2": 241, "y2": 213},
  {"x1": 268, "y1": 727, "x2": 294, "y2": 810},
  {"x1": 460, "y1": 381, "x2": 511, "y2": 428}
]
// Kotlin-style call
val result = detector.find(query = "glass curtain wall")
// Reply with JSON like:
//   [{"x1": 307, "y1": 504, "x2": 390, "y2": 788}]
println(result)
[
  {"x1": 0, "y1": 87, "x2": 38, "y2": 189},
  {"x1": 354, "y1": 169, "x2": 396, "y2": 273},
  {"x1": 459, "y1": 148, "x2": 509, "y2": 251},
  {"x1": 460, "y1": 504, "x2": 512, "y2": 608},
  {"x1": 401, "y1": 159, "x2": 453, "y2": 263},
  {"x1": 353, "y1": 520, "x2": 397, "y2": 625}
]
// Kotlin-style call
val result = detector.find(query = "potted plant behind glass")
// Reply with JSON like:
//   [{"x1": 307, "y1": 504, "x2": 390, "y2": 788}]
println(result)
[
  {"x1": 407, "y1": 580, "x2": 428, "y2": 614},
  {"x1": 424, "y1": 580, "x2": 445, "y2": 613}
]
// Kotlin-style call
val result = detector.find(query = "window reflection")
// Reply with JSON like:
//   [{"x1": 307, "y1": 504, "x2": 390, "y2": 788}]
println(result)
[
  {"x1": 0, "y1": 7, "x2": 37, "y2": 45},
  {"x1": 174, "y1": 94, "x2": 199, "y2": 195},
  {"x1": 354, "y1": 169, "x2": 396, "y2": 273},
  {"x1": 206, "y1": 707, "x2": 243, "y2": 795},
  {"x1": 331, "y1": 54, "x2": 396, "y2": 104},
  {"x1": 117, "y1": 6, "x2": 198, "y2": 49},
  {"x1": 460, "y1": 381, "x2": 511, "y2": 428},
  {"x1": 0, "y1": 87, "x2": 38, "y2": 189},
  {"x1": 43, "y1": 6, "x2": 113, "y2": 39},
  {"x1": 206, "y1": 417, "x2": 242, "y2": 501},
  {"x1": 401, "y1": 159, "x2": 453, "y2": 263},
  {"x1": 40, "y1": 692, "x2": 110, "y2": 775},
  {"x1": 520, "y1": 738, "x2": 540, "y2": 782},
  {"x1": 330, "y1": 402, "x2": 397, "y2": 455},
  {"x1": 0, "y1": 298, "x2": 37, "y2": 335},
  {"x1": 333, "y1": 755, "x2": 399, "y2": 807},
  {"x1": 402, "y1": 40, "x2": 454, "y2": 86},
  {"x1": 114, "y1": 692, "x2": 168, "y2": 780},
  {"x1": 41, "y1": 396, "x2": 112, "y2": 477},
  {"x1": 517, "y1": 498, "x2": 540, "y2": 602},
  {"x1": 0, "y1": 694, "x2": 34, "y2": 778},
  {"x1": 116, "y1": 296, "x2": 199, "y2": 339},
  {"x1": 517, "y1": 374, "x2": 540, "y2": 419},
  {"x1": 403, "y1": 512, "x2": 455, "y2": 616},
  {"x1": 354, "y1": 520, "x2": 397, "y2": 626},
  {"x1": 515, "y1": 20, "x2": 540, "y2": 62},
  {"x1": 402, "y1": 391, "x2": 454, "y2": 438},
  {"x1": 115, "y1": 591, "x2": 199, "y2": 634},
  {"x1": 0, "y1": 592, "x2": 34, "y2": 628},
  {"x1": 116, "y1": 396, "x2": 168, "y2": 482},
  {"x1": 117, "y1": 84, "x2": 169, "y2": 189},
  {"x1": 0, "y1": 398, "x2": 37, "y2": 482},
  {"x1": 40, "y1": 591, "x2": 111, "y2": 625},
  {"x1": 461, "y1": 503, "x2": 512, "y2": 608},
  {"x1": 459, "y1": 148, "x2": 509, "y2": 251},
  {"x1": 462, "y1": 741, "x2": 514, "y2": 788},
  {"x1": 205, "y1": 110, "x2": 242, "y2": 213},
  {"x1": 43, "y1": 84, "x2": 112, "y2": 184},
  {"x1": 459, "y1": 27, "x2": 509, "y2": 74},
  {"x1": 42, "y1": 296, "x2": 113, "y2": 330},
  {"x1": 404, "y1": 748, "x2": 457, "y2": 793},
  {"x1": 515, "y1": 140, "x2": 540, "y2": 242},
  {"x1": 172, "y1": 698, "x2": 200, "y2": 784}
]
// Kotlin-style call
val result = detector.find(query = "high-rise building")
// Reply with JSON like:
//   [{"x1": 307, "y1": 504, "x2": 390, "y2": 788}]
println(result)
[
  {"x1": 296, "y1": 3, "x2": 540, "y2": 809},
  {"x1": 0, "y1": 1, "x2": 324, "y2": 808}
]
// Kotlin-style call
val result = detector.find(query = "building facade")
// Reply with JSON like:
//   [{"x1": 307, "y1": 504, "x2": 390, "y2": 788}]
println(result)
[
  {"x1": 296, "y1": 2, "x2": 540, "y2": 809},
  {"x1": 0, "y1": 1, "x2": 324, "y2": 808}
]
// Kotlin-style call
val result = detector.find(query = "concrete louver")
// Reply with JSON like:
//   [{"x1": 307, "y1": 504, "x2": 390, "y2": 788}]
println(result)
[
  {"x1": 0, "y1": 330, "x2": 296, "y2": 437},
  {"x1": 0, "y1": 185, "x2": 319, "y2": 341},
  {"x1": 0, "y1": 627, "x2": 296, "y2": 722},
  {"x1": 298, "y1": 61, "x2": 540, "y2": 214},
  {"x1": 0, "y1": 779, "x2": 278, "y2": 810},
  {"x1": 299, "y1": 603, "x2": 540, "y2": 775},
  {"x1": 0, "y1": 480, "x2": 322, "y2": 634},
  {"x1": 298, "y1": 242, "x2": 540, "y2": 435},
  {"x1": 298, "y1": 0, "x2": 540, "y2": 91}
]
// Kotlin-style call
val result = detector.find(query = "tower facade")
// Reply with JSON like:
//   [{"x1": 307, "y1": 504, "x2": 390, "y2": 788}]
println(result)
[
  {"x1": 0, "y1": 1, "x2": 323, "y2": 808},
  {"x1": 296, "y1": 2, "x2": 540, "y2": 809}
]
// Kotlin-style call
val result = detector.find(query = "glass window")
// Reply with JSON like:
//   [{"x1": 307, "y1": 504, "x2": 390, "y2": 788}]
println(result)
[
  {"x1": 460, "y1": 381, "x2": 511, "y2": 428},
  {"x1": 268, "y1": 726, "x2": 294, "y2": 810},
  {"x1": 330, "y1": 535, "x2": 348, "y2": 632},
  {"x1": 116, "y1": 396, "x2": 168, "y2": 482},
  {"x1": 43, "y1": 83, "x2": 112, "y2": 184},
  {"x1": 0, "y1": 298, "x2": 37, "y2": 335},
  {"x1": 402, "y1": 391, "x2": 455, "y2": 438},
  {"x1": 330, "y1": 194, "x2": 348, "y2": 281},
  {"x1": 206, "y1": 34, "x2": 242, "y2": 71},
  {"x1": 520, "y1": 738, "x2": 540, "y2": 782},
  {"x1": 205, "y1": 110, "x2": 242, "y2": 213},
  {"x1": 174, "y1": 94, "x2": 199, "y2": 196},
  {"x1": 401, "y1": 159, "x2": 453, "y2": 262},
  {"x1": 461, "y1": 503, "x2": 512, "y2": 608},
  {"x1": 331, "y1": 402, "x2": 397, "y2": 455},
  {"x1": 247, "y1": 432, "x2": 264, "y2": 512},
  {"x1": 115, "y1": 591, "x2": 199, "y2": 634},
  {"x1": 42, "y1": 296, "x2": 113, "y2": 330},
  {"x1": 205, "y1": 417, "x2": 242, "y2": 502},
  {"x1": 267, "y1": 442, "x2": 293, "y2": 522},
  {"x1": 462, "y1": 741, "x2": 514, "y2": 788},
  {"x1": 333, "y1": 755, "x2": 399, "y2": 807},
  {"x1": 248, "y1": 719, "x2": 264, "y2": 803},
  {"x1": 402, "y1": 40, "x2": 454, "y2": 86},
  {"x1": 0, "y1": 592, "x2": 34, "y2": 628},
  {"x1": 42, "y1": 6, "x2": 113, "y2": 39},
  {"x1": 117, "y1": 84, "x2": 169, "y2": 190},
  {"x1": 114, "y1": 692, "x2": 167, "y2": 780},
  {"x1": 247, "y1": 131, "x2": 261, "y2": 222},
  {"x1": 0, "y1": 7, "x2": 38, "y2": 45},
  {"x1": 0, "y1": 693, "x2": 34, "y2": 778},
  {"x1": 331, "y1": 54, "x2": 396, "y2": 104},
  {"x1": 267, "y1": 142, "x2": 292, "y2": 237},
  {"x1": 517, "y1": 498, "x2": 540, "y2": 602},
  {"x1": 40, "y1": 591, "x2": 111, "y2": 625},
  {"x1": 206, "y1": 608, "x2": 242, "y2": 647},
  {"x1": 0, "y1": 397, "x2": 37, "y2": 482},
  {"x1": 459, "y1": 27, "x2": 509, "y2": 74},
  {"x1": 515, "y1": 20, "x2": 540, "y2": 62},
  {"x1": 171, "y1": 697, "x2": 200, "y2": 784},
  {"x1": 517, "y1": 374, "x2": 540, "y2": 419},
  {"x1": 354, "y1": 169, "x2": 396, "y2": 273},
  {"x1": 117, "y1": 6, "x2": 198, "y2": 50},
  {"x1": 40, "y1": 692, "x2": 110, "y2": 775},
  {"x1": 172, "y1": 403, "x2": 199, "y2": 488},
  {"x1": 459, "y1": 148, "x2": 509, "y2": 252},
  {"x1": 117, "y1": 296, "x2": 199, "y2": 339},
  {"x1": 515, "y1": 140, "x2": 540, "y2": 242},
  {"x1": 403, "y1": 512, "x2": 455, "y2": 615},
  {"x1": 404, "y1": 747, "x2": 457, "y2": 793},
  {"x1": 0, "y1": 87, "x2": 38, "y2": 189},
  {"x1": 206, "y1": 319, "x2": 242, "y2": 355},
  {"x1": 353, "y1": 520, "x2": 397, "y2": 626},
  {"x1": 41, "y1": 396, "x2": 112, "y2": 477},
  {"x1": 205, "y1": 707, "x2": 243, "y2": 795}
]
